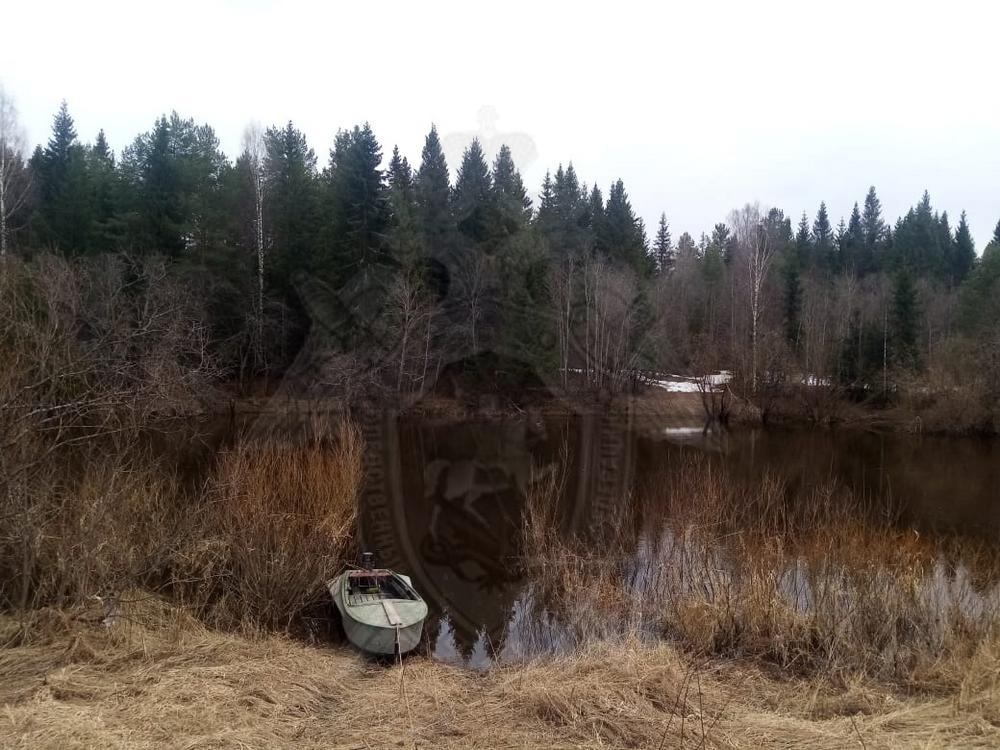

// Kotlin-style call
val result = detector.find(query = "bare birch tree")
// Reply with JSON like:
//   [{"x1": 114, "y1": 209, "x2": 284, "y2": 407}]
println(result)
[
  {"x1": 0, "y1": 86, "x2": 31, "y2": 260},
  {"x1": 551, "y1": 257, "x2": 575, "y2": 389},
  {"x1": 730, "y1": 203, "x2": 775, "y2": 392},
  {"x1": 454, "y1": 252, "x2": 488, "y2": 354},
  {"x1": 241, "y1": 123, "x2": 266, "y2": 370},
  {"x1": 386, "y1": 275, "x2": 435, "y2": 394},
  {"x1": 580, "y1": 257, "x2": 642, "y2": 393}
]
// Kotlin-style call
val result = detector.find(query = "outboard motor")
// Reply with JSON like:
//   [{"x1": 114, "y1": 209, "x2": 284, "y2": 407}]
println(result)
[{"x1": 361, "y1": 551, "x2": 375, "y2": 570}]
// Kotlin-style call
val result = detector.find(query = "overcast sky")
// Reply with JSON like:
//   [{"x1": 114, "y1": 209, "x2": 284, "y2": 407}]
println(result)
[{"x1": 3, "y1": 0, "x2": 998, "y2": 248}]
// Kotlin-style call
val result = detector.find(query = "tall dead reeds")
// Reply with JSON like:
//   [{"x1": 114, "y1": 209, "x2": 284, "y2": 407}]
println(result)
[
  {"x1": 523, "y1": 454, "x2": 1000, "y2": 684},
  {"x1": 179, "y1": 420, "x2": 362, "y2": 630}
]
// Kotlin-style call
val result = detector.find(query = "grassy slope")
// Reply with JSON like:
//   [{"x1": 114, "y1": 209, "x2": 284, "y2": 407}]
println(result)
[{"x1": 2, "y1": 600, "x2": 998, "y2": 750}]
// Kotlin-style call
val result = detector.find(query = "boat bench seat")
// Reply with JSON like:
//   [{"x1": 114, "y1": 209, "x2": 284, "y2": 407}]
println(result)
[{"x1": 350, "y1": 593, "x2": 387, "y2": 604}]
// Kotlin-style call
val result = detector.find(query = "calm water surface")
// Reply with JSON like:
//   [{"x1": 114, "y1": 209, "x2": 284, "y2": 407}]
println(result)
[{"x1": 353, "y1": 411, "x2": 1000, "y2": 666}]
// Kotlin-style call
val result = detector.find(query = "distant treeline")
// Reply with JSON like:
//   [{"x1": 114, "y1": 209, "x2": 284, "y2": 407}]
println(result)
[{"x1": 2, "y1": 100, "x2": 1000, "y2": 421}]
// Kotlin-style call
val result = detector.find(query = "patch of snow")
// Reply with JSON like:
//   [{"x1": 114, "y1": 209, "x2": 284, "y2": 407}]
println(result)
[
  {"x1": 662, "y1": 427, "x2": 705, "y2": 436},
  {"x1": 651, "y1": 379, "x2": 703, "y2": 393}
]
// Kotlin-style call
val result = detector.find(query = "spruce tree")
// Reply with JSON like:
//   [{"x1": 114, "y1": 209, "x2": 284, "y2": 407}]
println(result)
[
  {"x1": 452, "y1": 138, "x2": 493, "y2": 244},
  {"x1": 388, "y1": 145, "x2": 414, "y2": 201},
  {"x1": 994, "y1": 217, "x2": 1000, "y2": 246},
  {"x1": 782, "y1": 257, "x2": 802, "y2": 348},
  {"x1": 890, "y1": 267, "x2": 920, "y2": 370},
  {"x1": 794, "y1": 212, "x2": 811, "y2": 268},
  {"x1": 133, "y1": 115, "x2": 183, "y2": 255},
  {"x1": 34, "y1": 101, "x2": 93, "y2": 252},
  {"x1": 585, "y1": 185, "x2": 604, "y2": 255},
  {"x1": 324, "y1": 123, "x2": 390, "y2": 276},
  {"x1": 553, "y1": 164, "x2": 583, "y2": 229},
  {"x1": 387, "y1": 145, "x2": 422, "y2": 271},
  {"x1": 88, "y1": 128, "x2": 121, "y2": 250},
  {"x1": 598, "y1": 178, "x2": 650, "y2": 275},
  {"x1": 811, "y1": 201, "x2": 835, "y2": 275},
  {"x1": 653, "y1": 212, "x2": 673, "y2": 274},
  {"x1": 42, "y1": 101, "x2": 78, "y2": 187},
  {"x1": 491, "y1": 144, "x2": 531, "y2": 233},
  {"x1": 843, "y1": 202, "x2": 864, "y2": 273},
  {"x1": 263, "y1": 121, "x2": 320, "y2": 294},
  {"x1": 414, "y1": 125, "x2": 451, "y2": 245},
  {"x1": 535, "y1": 171, "x2": 555, "y2": 234},
  {"x1": 952, "y1": 210, "x2": 975, "y2": 283},
  {"x1": 861, "y1": 186, "x2": 885, "y2": 252},
  {"x1": 958, "y1": 235, "x2": 1000, "y2": 335},
  {"x1": 937, "y1": 210, "x2": 953, "y2": 280},
  {"x1": 537, "y1": 164, "x2": 588, "y2": 258}
]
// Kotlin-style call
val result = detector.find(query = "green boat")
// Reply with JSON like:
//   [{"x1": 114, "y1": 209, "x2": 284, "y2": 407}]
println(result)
[{"x1": 328, "y1": 558, "x2": 428, "y2": 656}]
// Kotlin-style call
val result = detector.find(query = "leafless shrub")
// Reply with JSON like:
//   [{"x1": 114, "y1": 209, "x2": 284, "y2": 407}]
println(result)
[{"x1": 0, "y1": 252, "x2": 221, "y2": 613}]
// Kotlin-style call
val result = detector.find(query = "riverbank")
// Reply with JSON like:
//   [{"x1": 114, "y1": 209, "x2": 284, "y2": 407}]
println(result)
[
  {"x1": 219, "y1": 383, "x2": 1000, "y2": 439},
  {"x1": 3, "y1": 598, "x2": 999, "y2": 749}
]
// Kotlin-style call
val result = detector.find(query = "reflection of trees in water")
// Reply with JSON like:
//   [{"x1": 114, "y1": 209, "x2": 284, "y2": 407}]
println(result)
[{"x1": 420, "y1": 459, "x2": 523, "y2": 587}]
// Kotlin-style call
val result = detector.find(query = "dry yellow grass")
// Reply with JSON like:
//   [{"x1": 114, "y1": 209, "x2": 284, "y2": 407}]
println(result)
[{"x1": 2, "y1": 596, "x2": 999, "y2": 749}]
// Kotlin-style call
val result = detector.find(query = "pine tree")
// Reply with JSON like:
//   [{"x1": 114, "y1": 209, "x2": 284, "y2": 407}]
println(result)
[
  {"x1": 119, "y1": 112, "x2": 230, "y2": 258},
  {"x1": 653, "y1": 212, "x2": 673, "y2": 274},
  {"x1": 993, "y1": 217, "x2": 1000, "y2": 246},
  {"x1": 414, "y1": 125, "x2": 451, "y2": 244},
  {"x1": 952, "y1": 210, "x2": 975, "y2": 283}
]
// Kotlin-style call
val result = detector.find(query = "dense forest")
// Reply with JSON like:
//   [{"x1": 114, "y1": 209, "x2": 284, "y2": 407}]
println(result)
[{"x1": 2, "y1": 97, "x2": 1000, "y2": 427}]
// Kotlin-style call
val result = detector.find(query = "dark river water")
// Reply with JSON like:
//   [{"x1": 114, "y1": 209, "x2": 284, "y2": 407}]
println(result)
[{"x1": 352, "y1": 409, "x2": 1000, "y2": 667}]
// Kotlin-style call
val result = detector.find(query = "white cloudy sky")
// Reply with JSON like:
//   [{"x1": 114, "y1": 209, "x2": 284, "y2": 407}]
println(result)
[{"x1": 3, "y1": 0, "x2": 998, "y2": 247}]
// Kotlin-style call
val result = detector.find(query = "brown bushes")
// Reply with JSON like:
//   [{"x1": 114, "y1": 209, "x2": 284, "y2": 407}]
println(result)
[
  {"x1": 1, "y1": 253, "x2": 364, "y2": 632},
  {"x1": 0, "y1": 422, "x2": 363, "y2": 634},
  {"x1": 0, "y1": 449, "x2": 184, "y2": 613}
]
